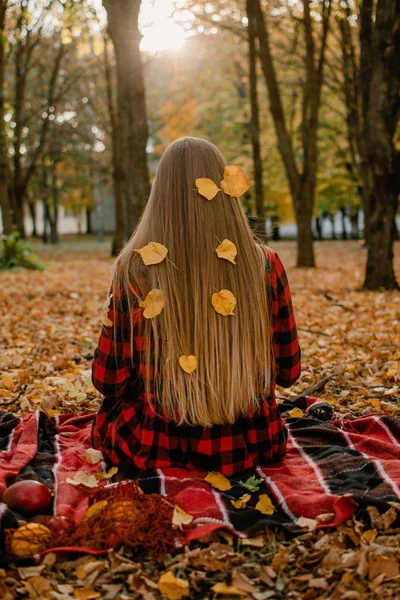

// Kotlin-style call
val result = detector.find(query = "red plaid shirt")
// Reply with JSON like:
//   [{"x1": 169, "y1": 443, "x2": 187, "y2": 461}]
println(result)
[{"x1": 91, "y1": 249, "x2": 301, "y2": 476}]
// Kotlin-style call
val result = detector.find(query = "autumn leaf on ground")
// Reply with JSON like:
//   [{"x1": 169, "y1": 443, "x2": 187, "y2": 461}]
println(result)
[
  {"x1": 1, "y1": 375, "x2": 14, "y2": 391},
  {"x1": 134, "y1": 242, "x2": 168, "y2": 265},
  {"x1": 220, "y1": 166, "x2": 251, "y2": 197},
  {"x1": 179, "y1": 355, "x2": 197, "y2": 374},
  {"x1": 211, "y1": 289, "x2": 236, "y2": 316},
  {"x1": 215, "y1": 239, "x2": 237, "y2": 264},
  {"x1": 139, "y1": 289, "x2": 165, "y2": 319},
  {"x1": 255, "y1": 494, "x2": 275, "y2": 515},
  {"x1": 211, "y1": 582, "x2": 247, "y2": 596},
  {"x1": 238, "y1": 475, "x2": 264, "y2": 492},
  {"x1": 99, "y1": 294, "x2": 113, "y2": 327},
  {"x1": 172, "y1": 505, "x2": 194, "y2": 529},
  {"x1": 157, "y1": 571, "x2": 190, "y2": 599},
  {"x1": 231, "y1": 494, "x2": 251, "y2": 509},
  {"x1": 85, "y1": 448, "x2": 103, "y2": 465},
  {"x1": 66, "y1": 471, "x2": 99, "y2": 489},
  {"x1": 204, "y1": 472, "x2": 232, "y2": 491},
  {"x1": 296, "y1": 516, "x2": 318, "y2": 531},
  {"x1": 195, "y1": 177, "x2": 220, "y2": 200}
]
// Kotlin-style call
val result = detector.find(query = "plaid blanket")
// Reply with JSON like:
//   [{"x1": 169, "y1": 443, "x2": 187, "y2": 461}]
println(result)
[{"x1": 0, "y1": 397, "x2": 399, "y2": 556}]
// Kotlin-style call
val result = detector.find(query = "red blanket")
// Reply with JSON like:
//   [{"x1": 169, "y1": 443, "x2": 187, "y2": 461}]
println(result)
[{"x1": 0, "y1": 397, "x2": 399, "y2": 552}]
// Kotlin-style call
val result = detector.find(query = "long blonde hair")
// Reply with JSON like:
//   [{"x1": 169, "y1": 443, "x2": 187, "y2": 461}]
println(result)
[{"x1": 115, "y1": 137, "x2": 272, "y2": 427}]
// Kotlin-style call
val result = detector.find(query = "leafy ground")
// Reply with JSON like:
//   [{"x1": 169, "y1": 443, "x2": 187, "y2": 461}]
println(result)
[{"x1": 0, "y1": 239, "x2": 400, "y2": 599}]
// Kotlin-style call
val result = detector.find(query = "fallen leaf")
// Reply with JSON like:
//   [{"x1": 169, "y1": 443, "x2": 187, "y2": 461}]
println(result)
[
  {"x1": 215, "y1": 239, "x2": 237, "y2": 264},
  {"x1": 211, "y1": 582, "x2": 247, "y2": 596},
  {"x1": 139, "y1": 289, "x2": 165, "y2": 319},
  {"x1": 361, "y1": 529, "x2": 378, "y2": 544},
  {"x1": 73, "y1": 588, "x2": 101, "y2": 600},
  {"x1": 240, "y1": 536, "x2": 265, "y2": 547},
  {"x1": 255, "y1": 494, "x2": 275, "y2": 515},
  {"x1": 157, "y1": 571, "x2": 190, "y2": 599},
  {"x1": 134, "y1": 242, "x2": 168, "y2": 265},
  {"x1": 287, "y1": 407, "x2": 304, "y2": 418},
  {"x1": 179, "y1": 355, "x2": 197, "y2": 374},
  {"x1": 238, "y1": 475, "x2": 264, "y2": 492},
  {"x1": 211, "y1": 289, "x2": 236, "y2": 316},
  {"x1": 100, "y1": 294, "x2": 113, "y2": 327},
  {"x1": 85, "y1": 448, "x2": 103, "y2": 465},
  {"x1": 220, "y1": 166, "x2": 251, "y2": 197},
  {"x1": 316, "y1": 512, "x2": 335, "y2": 523},
  {"x1": 94, "y1": 466, "x2": 118, "y2": 480},
  {"x1": 1, "y1": 375, "x2": 14, "y2": 391},
  {"x1": 172, "y1": 505, "x2": 194, "y2": 529},
  {"x1": 84, "y1": 500, "x2": 108, "y2": 520},
  {"x1": 296, "y1": 516, "x2": 318, "y2": 531},
  {"x1": 25, "y1": 575, "x2": 52, "y2": 597},
  {"x1": 204, "y1": 471, "x2": 232, "y2": 491},
  {"x1": 195, "y1": 177, "x2": 220, "y2": 200},
  {"x1": 368, "y1": 554, "x2": 399, "y2": 580},
  {"x1": 66, "y1": 471, "x2": 99, "y2": 488},
  {"x1": 271, "y1": 545, "x2": 289, "y2": 571},
  {"x1": 231, "y1": 494, "x2": 251, "y2": 509}
]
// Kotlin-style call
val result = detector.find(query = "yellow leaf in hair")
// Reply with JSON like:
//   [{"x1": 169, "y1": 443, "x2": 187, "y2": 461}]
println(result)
[
  {"x1": 212, "y1": 289, "x2": 236, "y2": 316},
  {"x1": 255, "y1": 494, "x2": 275, "y2": 515},
  {"x1": 179, "y1": 355, "x2": 197, "y2": 374},
  {"x1": 139, "y1": 289, "x2": 164, "y2": 319},
  {"x1": 195, "y1": 177, "x2": 220, "y2": 200},
  {"x1": 221, "y1": 166, "x2": 251, "y2": 197},
  {"x1": 204, "y1": 471, "x2": 232, "y2": 491},
  {"x1": 134, "y1": 241, "x2": 168, "y2": 265},
  {"x1": 215, "y1": 239, "x2": 237, "y2": 264}
]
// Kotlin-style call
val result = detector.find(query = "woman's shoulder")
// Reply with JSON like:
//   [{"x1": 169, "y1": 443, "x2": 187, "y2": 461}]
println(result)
[{"x1": 257, "y1": 244, "x2": 281, "y2": 274}]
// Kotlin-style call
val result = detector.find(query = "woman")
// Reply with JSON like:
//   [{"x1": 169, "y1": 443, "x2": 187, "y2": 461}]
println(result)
[{"x1": 91, "y1": 137, "x2": 301, "y2": 476}]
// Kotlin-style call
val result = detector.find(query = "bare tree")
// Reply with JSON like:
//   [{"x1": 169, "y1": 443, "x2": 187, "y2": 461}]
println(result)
[
  {"x1": 103, "y1": 0, "x2": 150, "y2": 235},
  {"x1": 251, "y1": 0, "x2": 332, "y2": 267}
]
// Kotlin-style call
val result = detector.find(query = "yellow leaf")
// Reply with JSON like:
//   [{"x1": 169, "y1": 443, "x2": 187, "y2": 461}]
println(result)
[
  {"x1": 215, "y1": 239, "x2": 237, "y2": 264},
  {"x1": 287, "y1": 407, "x2": 304, "y2": 418},
  {"x1": 94, "y1": 466, "x2": 118, "y2": 480},
  {"x1": 73, "y1": 587, "x2": 101, "y2": 600},
  {"x1": 179, "y1": 355, "x2": 197, "y2": 374},
  {"x1": 157, "y1": 571, "x2": 190, "y2": 600},
  {"x1": 134, "y1": 242, "x2": 168, "y2": 265},
  {"x1": 297, "y1": 516, "x2": 318, "y2": 531},
  {"x1": 84, "y1": 500, "x2": 108, "y2": 520},
  {"x1": 195, "y1": 177, "x2": 220, "y2": 200},
  {"x1": 231, "y1": 494, "x2": 251, "y2": 509},
  {"x1": 100, "y1": 294, "x2": 113, "y2": 327},
  {"x1": 255, "y1": 494, "x2": 275, "y2": 515},
  {"x1": 361, "y1": 529, "x2": 378, "y2": 544},
  {"x1": 204, "y1": 472, "x2": 232, "y2": 491},
  {"x1": 220, "y1": 166, "x2": 251, "y2": 197},
  {"x1": 211, "y1": 582, "x2": 247, "y2": 596},
  {"x1": 85, "y1": 448, "x2": 103, "y2": 465},
  {"x1": 172, "y1": 505, "x2": 194, "y2": 529},
  {"x1": 1, "y1": 375, "x2": 14, "y2": 391},
  {"x1": 66, "y1": 471, "x2": 99, "y2": 489},
  {"x1": 211, "y1": 289, "x2": 236, "y2": 316},
  {"x1": 139, "y1": 289, "x2": 165, "y2": 319}
]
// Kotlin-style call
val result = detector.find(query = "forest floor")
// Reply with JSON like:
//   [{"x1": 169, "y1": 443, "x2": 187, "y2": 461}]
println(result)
[{"x1": 0, "y1": 239, "x2": 400, "y2": 599}]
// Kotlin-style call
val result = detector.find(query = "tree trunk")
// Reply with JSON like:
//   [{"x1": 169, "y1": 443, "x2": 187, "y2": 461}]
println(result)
[
  {"x1": 246, "y1": 0, "x2": 265, "y2": 242},
  {"x1": 0, "y1": 0, "x2": 12, "y2": 236},
  {"x1": 358, "y1": 0, "x2": 400, "y2": 289},
  {"x1": 28, "y1": 200, "x2": 38, "y2": 237},
  {"x1": 295, "y1": 178, "x2": 315, "y2": 266},
  {"x1": 86, "y1": 207, "x2": 93, "y2": 234},
  {"x1": 103, "y1": 33, "x2": 125, "y2": 256},
  {"x1": 103, "y1": 0, "x2": 150, "y2": 236}
]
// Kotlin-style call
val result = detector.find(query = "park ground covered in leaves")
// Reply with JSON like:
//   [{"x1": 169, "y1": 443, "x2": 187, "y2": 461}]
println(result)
[{"x1": 0, "y1": 239, "x2": 400, "y2": 599}]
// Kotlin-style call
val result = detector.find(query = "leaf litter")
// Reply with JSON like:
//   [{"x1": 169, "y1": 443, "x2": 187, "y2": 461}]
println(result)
[{"x1": 0, "y1": 240, "x2": 400, "y2": 598}]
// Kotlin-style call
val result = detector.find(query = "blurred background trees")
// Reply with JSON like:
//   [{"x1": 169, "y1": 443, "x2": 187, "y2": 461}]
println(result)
[{"x1": 0, "y1": 0, "x2": 398, "y2": 288}]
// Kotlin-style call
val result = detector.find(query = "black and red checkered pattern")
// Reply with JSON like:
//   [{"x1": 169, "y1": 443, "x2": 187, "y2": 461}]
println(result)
[{"x1": 91, "y1": 249, "x2": 301, "y2": 475}]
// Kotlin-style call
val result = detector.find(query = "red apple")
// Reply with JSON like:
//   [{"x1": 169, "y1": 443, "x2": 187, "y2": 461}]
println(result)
[{"x1": 2, "y1": 481, "x2": 52, "y2": 517}]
